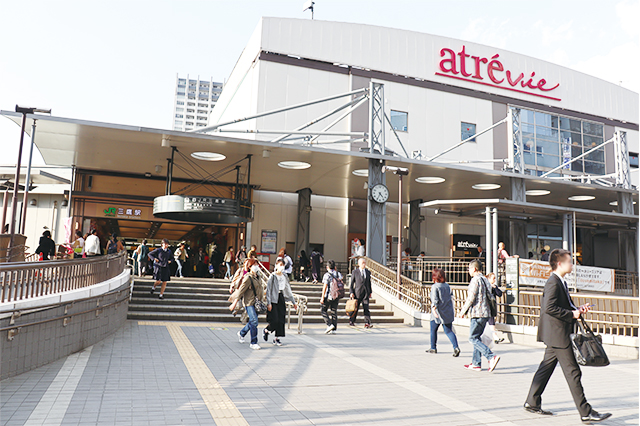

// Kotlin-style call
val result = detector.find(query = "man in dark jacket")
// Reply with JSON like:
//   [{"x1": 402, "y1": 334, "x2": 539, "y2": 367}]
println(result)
[
  {"x1": 524, "y1": 248, "x2": 611, "y2": 423},
  {"x1": 349, "y1": 257, "x2": 372, "y2": 328}
]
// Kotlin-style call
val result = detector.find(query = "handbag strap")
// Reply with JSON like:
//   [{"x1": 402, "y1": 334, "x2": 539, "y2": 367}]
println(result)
[{"x1": 579, "y1": 317, "x2": 595, "y2": 336}]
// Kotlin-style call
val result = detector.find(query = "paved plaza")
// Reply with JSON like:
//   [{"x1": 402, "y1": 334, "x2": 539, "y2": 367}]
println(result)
[{"x1": 1, "y1": 320, "x2": 637, "y2": 426}]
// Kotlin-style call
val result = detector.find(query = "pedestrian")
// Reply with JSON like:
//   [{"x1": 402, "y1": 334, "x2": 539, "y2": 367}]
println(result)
[
  {"x1": 351, "y1": 238, "x2": 365, "y2": 259},
  {"x1": 402, "y1": 247, "x2": 412, "y2": 277},
  {"x1": 85, "y1": 229, "x2": 101, "y2": 256},
  {"x1": 427, "y1": 268, "x2": 460, "y2": 357},
  {"x1": 72, "y1": 230, "x2": 85, "y2": 259},
  {"x1": 236, "y1": 245, "x2": 247, "y2": 266},
  {"x1": 174, "y1": 242, "x2": 188, "y2": 278},
  {"x1": 349, "y1": 257, "x2": 372, "y2": 328},
  {"x1": 298, "y1": 250, "x2": 310, "y2": 282},
  {"x1": 458, "y1": 260, "x2": 501, "y2": 372},
  {"x1": 196, "y1": 247, "x2": 206, "y2": 277},
  {"x1": 247, "y1": 244, "x2": 258, "y2": 259},
  {"x1": 148, "y1": 239, "x2": 173, "y2": 300},
  {"x1": 310, "y1": 249, "x2": 322, "y2": 283},
  {"x1": 135, "y1": 239, "x2": 149, "y2": 276},
  {"x1": 106, "y1": 234, "x2": 124, "y2": 255},
  {"x1": 211, "y1": 244, "x2": 223, "y2": 277},
  {"x1": 35, "y1": 230, "x2": 56, "y2": 260},
  {"x1": 223, "y1": 246, "x2": 235, "y2": 279},
  {"x1": 231, "y1": 258, "x2": 264, "y2": 350},
  {"x1": 264, "y1": 258, "x2": 297, "y2": 346},
  {"x1": 485, "y1": 272, "x2": 504, "y2": 344},
  {"x1": 497, "y1": 242, "x2": 512, "y2": 264},
  {"x1": 540, "y1": 248, "x2": 549, "y2": 262},
  {"x1": 321, "y1": 260, "x2": 343, "y2": 334},
  {"x1": 524, "y1": 249, "x2": 611, "y2": 423},
  {"x1": 277, "y1": 248, "x2": 294, "y2": 280}
]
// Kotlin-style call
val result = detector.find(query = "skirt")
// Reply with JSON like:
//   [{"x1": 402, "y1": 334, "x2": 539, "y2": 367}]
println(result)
[{"x1": 153, "y1": 266, "x2": 171, "y2": 282}]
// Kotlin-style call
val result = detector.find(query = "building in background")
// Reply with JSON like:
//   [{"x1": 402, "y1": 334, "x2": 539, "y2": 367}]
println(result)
[{"x1": 172, "y1": 74, "x2": 224, "y2": 131}]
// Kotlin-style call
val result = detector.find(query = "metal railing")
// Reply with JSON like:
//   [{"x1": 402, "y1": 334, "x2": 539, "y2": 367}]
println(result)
[
  {"x1": 366, "y1": 257, "x2": 638, "y2": 337},
  {"x1": 256, "y1": 262, "x2": 308, "y2": 334},
  {"x1": 0, "y1": 252, "x2": 128, "y2": 303}
]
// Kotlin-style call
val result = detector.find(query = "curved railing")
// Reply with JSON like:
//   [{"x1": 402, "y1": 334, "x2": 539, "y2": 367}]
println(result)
[{"x1": 0, "y1": 252, "x2": 128, "y2": 303}]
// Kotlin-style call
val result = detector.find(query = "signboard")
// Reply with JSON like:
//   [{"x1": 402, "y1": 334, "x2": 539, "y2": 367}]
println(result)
[
  {"x1": 517, "y1": 259, "x2": 614, "y2": 292},
  {"x1": 261, "y1": 230, "x2": 277, "y2": 254},
  {"x1": 452, "y1": 234, "x2": 481, "y2": 253}
]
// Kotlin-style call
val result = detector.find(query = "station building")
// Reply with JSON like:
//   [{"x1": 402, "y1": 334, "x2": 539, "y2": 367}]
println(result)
[{"x1": 1, "y1": 18, "x2": 638, "y2": 274}]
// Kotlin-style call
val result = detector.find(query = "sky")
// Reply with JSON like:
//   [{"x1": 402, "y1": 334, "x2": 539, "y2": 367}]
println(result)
[{"x1": 0, "y1": 0, "x2": 637, "y2": 166}]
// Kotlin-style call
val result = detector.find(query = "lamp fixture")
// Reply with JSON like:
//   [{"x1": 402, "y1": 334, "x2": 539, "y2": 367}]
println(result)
[
  {"x1": 472, "y1": 183, "x2": 501, "y2": 190},
  {"x1": 568, "y1": 195, "x2": 595, "y2": 201},
  {"x1": 278, "y1": 161, "x2": 311, "y2": 170},
  {"x1": 526, "y1": 189, "x2": 551, "y2": 196},
  {"x1": 191, "y1": 152, "x2": 226, "y2": 161},
  {"x1": 415, "y1": 177, "x2": 445, "y2": 184},
  {"x1": 352, "y1": 169, "x2": 368, "y2": 177}
]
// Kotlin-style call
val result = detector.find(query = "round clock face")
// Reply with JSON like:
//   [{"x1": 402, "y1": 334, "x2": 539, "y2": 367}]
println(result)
[{"x1": 371, "y1": 184, "x2": 389, "y2": 203}]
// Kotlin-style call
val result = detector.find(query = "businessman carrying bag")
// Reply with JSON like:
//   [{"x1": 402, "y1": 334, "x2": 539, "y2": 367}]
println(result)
[{"x1": 524, "y1": 248, "x2": 611, "y2": 423}]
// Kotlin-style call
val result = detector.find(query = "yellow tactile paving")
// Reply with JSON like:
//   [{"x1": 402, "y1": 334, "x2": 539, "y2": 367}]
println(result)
[{"x1": 165, "y1": 324, "x2": 249, "y2": 426}]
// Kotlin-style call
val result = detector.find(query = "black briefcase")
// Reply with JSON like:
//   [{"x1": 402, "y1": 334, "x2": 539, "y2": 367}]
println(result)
[{"x1": 570, "y1": 318, "x2": 610, "y2": 367}]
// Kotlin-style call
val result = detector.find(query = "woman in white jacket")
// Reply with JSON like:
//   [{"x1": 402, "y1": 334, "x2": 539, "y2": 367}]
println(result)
[{"x1": 264, "y1": 259, "x2": 297, "y2": 346}]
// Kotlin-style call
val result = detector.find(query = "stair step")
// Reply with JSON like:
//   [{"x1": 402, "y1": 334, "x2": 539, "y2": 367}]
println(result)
[
  {"x1": 128, "y1": 303, "x2": 396, "y2": 316},
  {"x1": 127, "y1": 311, "x2": 404, "y2": 323},
  {"x1": 129, "y1": 297, "x2": 387, "y2": 310}
]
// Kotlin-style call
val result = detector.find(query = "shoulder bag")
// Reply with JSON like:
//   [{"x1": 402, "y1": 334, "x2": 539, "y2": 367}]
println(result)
[
  {"x1": 249, "y1": 277, "x2": 267, "y2": 314},
  {"x1": 571, "y1": 317, "x2": 610, "y2": 367}
]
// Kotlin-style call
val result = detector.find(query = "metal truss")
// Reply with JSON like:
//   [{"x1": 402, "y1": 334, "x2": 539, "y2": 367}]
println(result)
[
  {"x1": 614, "y1": 130, "x2": 631, "y2": 189},
  {"x1": 368, "y1": 82, "x2": 385, "y2": 155},
  {"x1": 507, "y1": 108, "x2": 524, "y2": 173}
]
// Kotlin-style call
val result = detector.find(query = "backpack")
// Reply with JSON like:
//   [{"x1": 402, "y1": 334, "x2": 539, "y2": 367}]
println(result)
[
  {"x1": 107, "y1": 241, "x2": 118, "y2": 254},
  {"x1": 329, "y1": 272, "x2": 345, "y2": 300},
  {"x1": 482, "y1": 276, "x2": 498, "y2": 317}
]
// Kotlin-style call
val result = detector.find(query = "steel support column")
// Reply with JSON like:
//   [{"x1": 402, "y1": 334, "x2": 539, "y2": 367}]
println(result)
[
  {"x1": 366, "y1": 159, "x2": 386, "y2": 265},
  {"x1": 294, "y1": 188, "x2": 312, "y2": 263},
  {"x1": 368, "y1": 82, "x2": 385, "y2": 155},
  {"x1": 408, "y1": 199, "x2": 422, "y2": 257},
  {"x1": 492, "y1": 208, "x2": 498, "y2": 276},
  {"x1": 614, "y1": 131, "x2": 631, "y2": 189},
  {"x1": 509, "y1": 177, "x2": 527, "y2": 257},
  {"x1": 562, "y1": 213, "x2": 573, "y2": 253},
  {"x1": 617, "y1": 191, "x2": 638, "y2": 273},
  {"x1": 507, "y1": 107, "x2": 524, "y2": 173},
  {"x1": 485, "y1": 207, "x2": 492, "y2": 274}
]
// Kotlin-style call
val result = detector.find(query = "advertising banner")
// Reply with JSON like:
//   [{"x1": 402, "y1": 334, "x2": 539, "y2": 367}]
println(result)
[
  {"x1": 260, "y1": 230, "x2": 277, "y2": 254},
  {"x1": 517, "y1": 259, "x2": 614, "y2": 292}
]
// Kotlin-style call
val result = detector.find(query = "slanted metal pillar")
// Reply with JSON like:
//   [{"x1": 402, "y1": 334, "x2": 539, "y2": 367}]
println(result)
[
  {"x1": 509, "y1": 177, "x2": 527, "y2": 257},
  {"x1": 366, "y1": 159, "x2": 386, "y2": 265},
  {"x1": 295, "y1": 188, "x2": 312, "y2": 263},
  {"x1": 408, "y1": 199, "x2": 422, "y2": 257}
]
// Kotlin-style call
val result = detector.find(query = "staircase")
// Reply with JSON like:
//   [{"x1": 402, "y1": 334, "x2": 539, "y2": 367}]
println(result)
[{"x1": 127, "y1": 277, "x2": 404, "y2": 324}]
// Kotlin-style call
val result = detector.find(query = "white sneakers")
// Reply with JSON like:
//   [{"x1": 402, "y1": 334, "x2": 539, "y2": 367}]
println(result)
[
  {"x1": 237, "y1": 331, "x2": 245, "y2": 344},
  {"x1": 325, "y1": 324, "x2": 336, "y2": 334},
  {"x1": 250, "y1": 344, "x2": 261, "y2": 350}
]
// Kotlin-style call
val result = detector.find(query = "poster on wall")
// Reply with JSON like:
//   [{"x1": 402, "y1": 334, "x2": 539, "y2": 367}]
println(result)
[
  {"x1": 518, "y1": 259, "x2": 614, "y2": 292},
  {"x1": 261, "y1": 230, "x2": 277, "y2": 254}
]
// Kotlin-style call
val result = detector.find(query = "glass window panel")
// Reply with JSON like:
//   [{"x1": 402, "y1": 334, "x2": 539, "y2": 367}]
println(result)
[
  {"x1": 524, "y1": 151, "x2": 535, "y2": 165},
  {"x1": 537, "y1": 154, "x2": 561, "y2": 168},
  {"x1": 520, "y1": 109, "x2": 535, "y2": 124},
  {"x1": 583, "y1": 135, "x2": 603, "y2": 149},
  {"x1": 584, "y1": 161, "x2": 605, "y2": 175},
  {"x1": 460, "y1": 122, "x2": 475, "y2": 141},
  {"x1": 535, "y1": 126, "x2": 558, "y2": 139},
  {"x1": 535, "y1": 140, "x2": 560, "y2": 156},
  {"x1": 582, "y1": 122, "x2": 603, "y2": 137},
  {"x1": 559, "y1": 117, "x2": 581, "y2": 132},
  {"x1": 571, "y1": 159, "x2": 584, "y2": 172},
  {"x1": 391, "y1": 110, "x2": 408, "y2": 132},
  {"x1": 534, "y1": 112, "x2": 558, "y2": 128},
  {"x1": 560, "y1": 131, "x2": 582, "y2": 146},
  {"x1": 630, "y1": 152, "x2": 639, "y2": 168},
  {"x1": 585, "y1": 149, "x2": 604, "y2": 163},
  {"x1": 523, "y1": 137, "x2": 534, "y2": 153}
]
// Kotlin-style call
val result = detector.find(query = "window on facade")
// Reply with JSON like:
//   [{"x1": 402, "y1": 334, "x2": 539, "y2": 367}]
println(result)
[
  {"x1": 176, "y1": 108, "x2": 183, "y2": 112},
  {"x1": 177, "y1": 101, "x2": 184, "y2": 105},
  {"x1": 515, "y1": 107, "x2": 605, "y2": 175},
  {"x1": 390, "y1": 110, "x2": 408, "y2": 132},
  {"x1": 188, "y1": 102, "x2": 195, "y2": 106},
  {"x1": 175, "y1": 114, "x2": 183, "y2": 118},
  {"x1": 174, "y1": 120, "x2": 183, "y2": 125},
  {"x1": 461, "y1": 122, "x2": 476, "y2": 142},
  {"x1": 630, "y1": 152, "x2": 639, "y2": 168}
]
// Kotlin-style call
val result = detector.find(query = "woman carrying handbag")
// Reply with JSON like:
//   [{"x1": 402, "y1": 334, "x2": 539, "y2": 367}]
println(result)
[{"x1": 264, "y1": 258, "x2": 297, "y2": 346}]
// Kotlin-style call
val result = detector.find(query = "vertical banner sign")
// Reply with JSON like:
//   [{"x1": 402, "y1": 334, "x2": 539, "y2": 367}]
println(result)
[{"x1": 261, "y1": 230, "x2": 277, "y2": 254}]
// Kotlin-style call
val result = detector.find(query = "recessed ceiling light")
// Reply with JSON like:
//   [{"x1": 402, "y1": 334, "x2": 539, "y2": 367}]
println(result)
[
  {"x1": 352, "y1": 169, "x2": 368, "y2": 177},
  {"x1": 526, "y1": 190, "x2": 551, "y2": 196},
  {"x1": 610, "y1": 200, "x2": 637, "y2": 206},
  {"x1": 568, "y1": 195, "x2": 595, "y2": 201},
  {"x1": 278, "y1": 161, "x2": 311, "y2": 170},
  {"x1": 472, "y1": 184, "x2": 501, "y2": 190},
  {"x1": 191, "y1": 152, "x2": 226, "y2": 161},
  {"x1": 416, "y1": 177, "x2": 445, "y2": 184}
]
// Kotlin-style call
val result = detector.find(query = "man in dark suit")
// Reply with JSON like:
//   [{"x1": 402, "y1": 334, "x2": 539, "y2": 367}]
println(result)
[
  {"x1": 349, "y1": 257, "x2": 372, "y2": 328},
  {"x1": 524, "y1": 248, "x2": 611, "y2": 423}
]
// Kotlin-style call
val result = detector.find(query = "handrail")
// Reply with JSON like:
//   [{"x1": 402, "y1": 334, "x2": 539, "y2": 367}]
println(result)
[
  {"x1": 0, "y1": 252, "x2": 128, "y2": 303},
  {"x1": 256, "y1": 262, "x2": 308, "y2": 334},
  {"x1": 360, "y1": 256, "x2": 638, "y2": 337}
]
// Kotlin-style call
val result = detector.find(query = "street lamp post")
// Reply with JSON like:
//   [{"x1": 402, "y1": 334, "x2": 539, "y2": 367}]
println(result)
[
  {"x1": 9, "y1": 106, "x2": 51, "y2": 258},
  {"x1": 383, "y1": 165, "x2": 409, "y2": 298}
]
